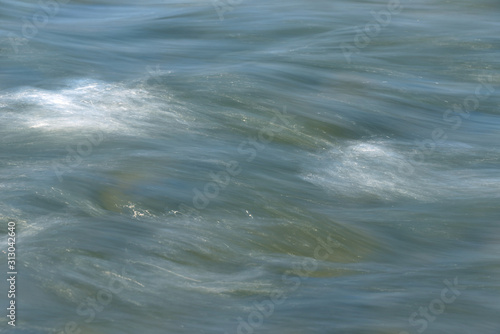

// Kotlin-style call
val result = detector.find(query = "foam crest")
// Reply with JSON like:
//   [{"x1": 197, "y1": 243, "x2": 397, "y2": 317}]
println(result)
[
  {"x1": 1, "y1": 79, "x2": 185, "y2": 134},
  {"x1": 302, "y1": 140, "x2": 500, "y2": 202}
]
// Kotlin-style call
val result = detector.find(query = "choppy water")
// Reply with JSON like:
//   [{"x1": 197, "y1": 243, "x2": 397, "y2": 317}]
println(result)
[{"x1": 1, "y1": 0, "x2": 500, "y2": 333}]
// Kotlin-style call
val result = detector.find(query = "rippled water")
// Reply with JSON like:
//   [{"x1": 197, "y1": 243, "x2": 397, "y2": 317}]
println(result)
[{"x1": 1, "y1": 0, "x2": 500, "y2": 333}]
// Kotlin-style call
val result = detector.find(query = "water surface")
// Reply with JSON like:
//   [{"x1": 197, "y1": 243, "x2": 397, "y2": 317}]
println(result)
[{"x1": 1, "y1": 0, "x2": 499, "y2": 333}]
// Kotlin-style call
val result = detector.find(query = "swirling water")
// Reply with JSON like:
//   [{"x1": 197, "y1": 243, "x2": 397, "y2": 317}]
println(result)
[{"x1": 1, "y1": 0, "x2": 499, "y2": 333}]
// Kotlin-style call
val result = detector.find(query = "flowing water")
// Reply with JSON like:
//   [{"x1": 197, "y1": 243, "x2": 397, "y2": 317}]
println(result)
[{"x1": 1, "y1": 0, "x2": 500, "y2": 333}]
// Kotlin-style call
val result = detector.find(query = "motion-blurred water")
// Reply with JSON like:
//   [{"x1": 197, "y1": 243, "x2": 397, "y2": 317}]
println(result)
[{"x1": 1, "y1": 0, "x2": 499, "y2": 333}]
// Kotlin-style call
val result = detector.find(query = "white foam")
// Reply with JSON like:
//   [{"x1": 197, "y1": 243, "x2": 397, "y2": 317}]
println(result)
[
  {"x1": 302, "y1": 140, "x2": 500, "y2": 202},
  {"x1": 1, "y1": 79, "x2": 187, "y2": 135}
]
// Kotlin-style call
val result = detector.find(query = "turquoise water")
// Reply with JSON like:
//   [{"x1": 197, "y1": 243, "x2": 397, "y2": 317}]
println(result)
[{"x1": 1, "y1": 0, "x2": 499, "y2": 333}]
